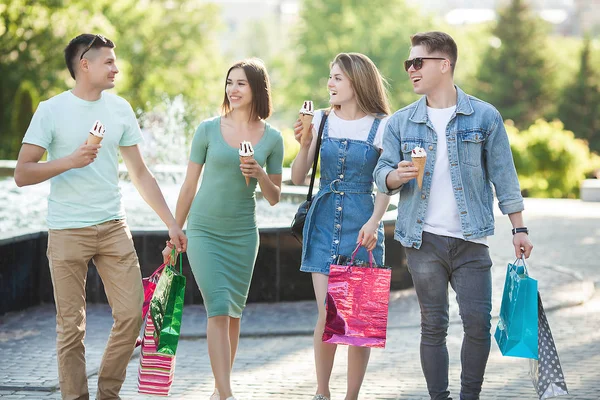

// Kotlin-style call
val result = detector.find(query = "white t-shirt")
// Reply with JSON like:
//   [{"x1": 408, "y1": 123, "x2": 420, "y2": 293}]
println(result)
[
  {"x1": 311, "y1": 109, "x2": 389, "y2": 150},
  {"x1": 423, "y1": 105, "x2": 487, "y2": 245}
]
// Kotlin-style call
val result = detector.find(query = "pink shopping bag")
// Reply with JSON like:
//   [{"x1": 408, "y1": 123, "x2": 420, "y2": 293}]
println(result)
[
  {"x1": 323, "y1": 245, "x2": 391, "y2": 348},
  {"x1": 142, "y1": 263, "x2": 167, "y2": 320},
  {"x1": 138, "y1": 315, "x2": 176, "y2": 396}
]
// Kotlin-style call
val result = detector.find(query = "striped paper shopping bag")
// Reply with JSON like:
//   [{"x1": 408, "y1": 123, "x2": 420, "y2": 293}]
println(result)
[{"x1": 138, "y1": 315, "x2": 176, "y2": 396}]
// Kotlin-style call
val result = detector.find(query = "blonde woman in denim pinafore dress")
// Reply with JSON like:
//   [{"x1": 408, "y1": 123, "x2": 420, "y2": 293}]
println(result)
[{"x1": 291, "y1": 53, "x2": 392, "y2": 400}]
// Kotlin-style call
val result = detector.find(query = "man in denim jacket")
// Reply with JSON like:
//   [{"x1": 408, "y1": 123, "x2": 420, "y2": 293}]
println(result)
[{"x1": 374, "y1": 32, "x2": 533, "y2": 400}]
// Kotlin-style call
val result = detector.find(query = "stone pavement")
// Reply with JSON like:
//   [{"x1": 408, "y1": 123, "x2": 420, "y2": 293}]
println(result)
[{"x1": 1, "y1": 198, "x2": 599, "y2": 399}]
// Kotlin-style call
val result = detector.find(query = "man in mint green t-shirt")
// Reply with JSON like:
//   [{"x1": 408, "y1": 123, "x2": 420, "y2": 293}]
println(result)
[{"x1": 14, "y1": 34, "x2": 187, "y2": 400}]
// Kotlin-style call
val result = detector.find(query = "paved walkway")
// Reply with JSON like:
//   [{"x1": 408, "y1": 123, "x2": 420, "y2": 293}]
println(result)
[{"x1": 1, "y1": 198, "x2": 599, "y2": 399}]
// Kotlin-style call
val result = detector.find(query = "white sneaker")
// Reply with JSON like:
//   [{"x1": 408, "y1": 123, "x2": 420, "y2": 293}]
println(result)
[{"x1": 225, "y1": 397, "x2": 237, "y2": 400}]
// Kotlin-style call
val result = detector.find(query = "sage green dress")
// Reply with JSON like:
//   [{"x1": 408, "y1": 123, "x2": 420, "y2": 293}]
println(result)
[{"x1": 186, "y1": 116, "x2": 284, "y2": 318}]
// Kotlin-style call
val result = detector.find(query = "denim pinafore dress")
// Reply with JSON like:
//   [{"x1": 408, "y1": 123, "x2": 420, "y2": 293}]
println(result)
[{"x1": 300, "y1": 116, "x2": 385, "y2": 274}]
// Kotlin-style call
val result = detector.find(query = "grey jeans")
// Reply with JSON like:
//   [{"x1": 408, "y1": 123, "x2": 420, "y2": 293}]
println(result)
[{"x1": 405, "y1": 232, "x2": 493, "y2": 400}]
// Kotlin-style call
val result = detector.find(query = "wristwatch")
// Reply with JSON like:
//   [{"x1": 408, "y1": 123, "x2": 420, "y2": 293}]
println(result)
[{"x1": 511, "y1": 227, "x2": 529, "y2": 235}]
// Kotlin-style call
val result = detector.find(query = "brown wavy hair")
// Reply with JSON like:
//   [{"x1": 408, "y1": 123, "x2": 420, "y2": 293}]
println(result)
[{"x1": 331, "y1": 53, "x2": 391, "y2": 117}]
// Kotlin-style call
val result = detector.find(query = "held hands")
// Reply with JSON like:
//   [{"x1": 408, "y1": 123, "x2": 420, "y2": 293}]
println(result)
[
  {"x1": 513, "y1": 232, "x2": 533, "y2": 259},
  {"x1": 240, "y1": 157, "x2": 266, "y2": 181},
  {"x1": 69, "y1": 141, "x2": 101, "y2": 168},
  {"x1": 163, "y1": 224, "x2": 187, "y2": 264},
  {"x1": 162, "y1": 243, "x2": 175, "y2": 265},
  {"x1": 293, "y1": 118, "x2": 313, "y2": 148},
  {"x1": 357, "y1": 219, "x2": 379, "y2": 251}
]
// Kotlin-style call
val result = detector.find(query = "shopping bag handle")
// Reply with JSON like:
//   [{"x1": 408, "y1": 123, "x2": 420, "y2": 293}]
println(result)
[
  {"x1": 350, "y1": 243, "x2": 375, "y2": 268},
  {"x1": 168, "y1": 248, "x2": 183, "y2": 274},
  {"x1": 151, "y1": 263, "x2": 167, "y2": 278},
  {"x1": 512, "y1": 253, "x2": 529, "y2": 275}
]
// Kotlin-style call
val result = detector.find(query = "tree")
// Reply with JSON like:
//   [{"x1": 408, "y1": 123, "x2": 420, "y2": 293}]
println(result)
[
  {"x1": 275, "y1": 0, "x2": 431, "y2": 118},
  {"x1": 474, "y1": 0, "x2": 553, "y2": 128},
  {"x1": 0, "y1": 0, "x2": 226, "y2": 159},
  {"x1": 556, "y1": 35, "x2": 600, "y2": 153},
  {"x1": 3, "y1": 81, "x2": 39, "y2": 159}
]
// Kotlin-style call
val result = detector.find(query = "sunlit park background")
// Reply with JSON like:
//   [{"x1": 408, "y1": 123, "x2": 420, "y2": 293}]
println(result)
[{"x1": 1, "y1": 0, "x2": 600, "y2": 200}]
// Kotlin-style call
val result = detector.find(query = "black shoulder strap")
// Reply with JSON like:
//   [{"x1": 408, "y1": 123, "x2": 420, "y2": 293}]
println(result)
[{"x1": 307, "y1": 111, "x2": 329, "y2": 201}]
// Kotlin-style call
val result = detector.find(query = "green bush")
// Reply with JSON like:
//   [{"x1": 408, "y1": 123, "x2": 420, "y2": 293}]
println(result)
[
  {"x1": 1, "y1": 81, "x2": 39, "y2": 159},
  {"x1": 282, "y1": 127, "x2": 300, "y2": 168},
  {"x1": 508, "y1": 119, "x2": 597, "y2": 198}
]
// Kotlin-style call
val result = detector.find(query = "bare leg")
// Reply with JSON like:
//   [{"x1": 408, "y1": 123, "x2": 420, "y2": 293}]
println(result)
[
  {"x1": 229, "y1": 317, "x2": 241, "y2": 367},
  {"x1": 312, "y1": 273, "x2": 337, "y2": 399},
  {"x1": 345, "y1": 345, "x2": 371, "y2": 400},
  {"x1": 207, "y1": 316, "x2": 233, "y2": 399}
]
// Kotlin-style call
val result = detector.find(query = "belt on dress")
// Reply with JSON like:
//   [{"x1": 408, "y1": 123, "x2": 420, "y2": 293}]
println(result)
[
  {"x1": 318, "y1": 179, "x2": 374, "y2": 194},
  {"x1": 303, "y1": 180, "x2": 374, "y2": 249}
]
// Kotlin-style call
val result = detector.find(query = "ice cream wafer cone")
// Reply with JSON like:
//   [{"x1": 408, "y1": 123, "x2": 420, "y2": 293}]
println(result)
[
  {"x1": 87, "y1": 133, "x2": 103, "y2": 145},
  {"x1": 413, "y1": 156, "x2": 426, "y2": 189},
  {"x1": 299, "y1": 113, "x2": 314, "y2": 147},
  {"x1": 240, "y1": 155, "x2": 253, "y2": 186}
]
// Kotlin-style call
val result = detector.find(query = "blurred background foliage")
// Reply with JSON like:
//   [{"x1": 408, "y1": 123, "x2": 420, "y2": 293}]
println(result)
[{"x1": 1, "y1": 0, "x2": 598, "y2": 197}]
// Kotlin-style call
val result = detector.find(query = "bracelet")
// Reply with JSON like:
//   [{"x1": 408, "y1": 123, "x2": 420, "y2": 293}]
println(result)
[
  {"x1": 165, "y1": 240, "x2": 174, "y2": 248},
  {"x1": 511, "y1": 227, "x2": 529, "y2": 235}
]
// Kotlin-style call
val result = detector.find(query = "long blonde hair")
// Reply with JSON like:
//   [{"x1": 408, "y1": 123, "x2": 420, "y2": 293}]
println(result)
[{"x1": 331, "y1": 53, "x2": 391, "y2": 117}]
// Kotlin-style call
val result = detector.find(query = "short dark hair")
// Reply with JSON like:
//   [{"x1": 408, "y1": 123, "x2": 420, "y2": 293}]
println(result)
[
  {"x1": 64, "y1": 34, "x2": 115, "y2": 80},
  {"x1": 410, "y1": 31, "x2": 458, "y2": 72},
  {"x1": 221, "y1": 58, "x2": 273, "y2": 120}
]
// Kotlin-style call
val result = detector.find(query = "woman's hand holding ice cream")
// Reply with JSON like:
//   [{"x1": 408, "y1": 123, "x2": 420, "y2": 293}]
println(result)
[
  {"x1": 239, "y1": 155, "x2": 266, "y2": 183},
  {"x1": 239, "y1": 141, "x2": 264, "y2": 185},
  {"x1": 293, "y1": 118, "x2": 312, "y2": 147},
  {"x1": 298, "y1": 101, "x2": 314, "y2": 147}
]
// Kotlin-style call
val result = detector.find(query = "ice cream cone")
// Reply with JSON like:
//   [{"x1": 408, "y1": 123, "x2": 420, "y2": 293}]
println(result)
[
  {"x1": 299, "y1": 113, "x2": 314, "y2": 147},
  {"x1": 412, "y1": 156, "x2": 427, "y2": 189},
  {"x1": 240, "y1": 155, "x2": 253, "y2": 186},
  {"x1": 87, "y1": 133, "x2": 103, "y2": 145}
]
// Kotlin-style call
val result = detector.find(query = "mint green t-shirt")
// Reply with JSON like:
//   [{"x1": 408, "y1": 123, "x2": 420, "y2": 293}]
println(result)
[{"x1": 22, "y1": 90, "x2": 143, "y2": 229}]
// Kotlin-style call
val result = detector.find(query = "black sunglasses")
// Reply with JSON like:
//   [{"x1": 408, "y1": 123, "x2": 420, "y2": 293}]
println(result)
[
  {"x1": 404, "y1": 57, "x2": 448, "y2": 72},
  {"x1": 80, "y1": 34, "x2": 108, "y2": 60}
]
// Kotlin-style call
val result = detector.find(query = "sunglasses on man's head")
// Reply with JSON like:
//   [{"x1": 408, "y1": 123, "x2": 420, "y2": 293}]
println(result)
[
  {"x1": 403, "y1": 57, "x2": 448, "y2": 72},
  {"x1": 80, "y1": 34, "x2": 108, "y2": 60}
]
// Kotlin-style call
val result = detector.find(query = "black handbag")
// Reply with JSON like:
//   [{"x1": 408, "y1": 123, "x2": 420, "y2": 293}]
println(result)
[{"x1": 290, "y1": 111, "x2": 329, "y2": 243}]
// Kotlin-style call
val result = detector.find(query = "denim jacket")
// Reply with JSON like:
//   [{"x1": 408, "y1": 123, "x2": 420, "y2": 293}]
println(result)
[{"x1": 374, "y1": 86, "x2": 524, "y2": 249}]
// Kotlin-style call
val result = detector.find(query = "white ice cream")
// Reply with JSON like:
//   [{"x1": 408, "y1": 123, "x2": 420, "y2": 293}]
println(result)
[
  {"x1": 89, "y1": 120, "x2": 105, "y2": 137},
  {"x1": 299, "y1": 100, "x2": 314, "y2": 116},
  {"x1": 411, "y1": 146, "x2": 427, "y2": 158},
  {"x1": 239, "y1": 141, "x2": 254, "y2": 157}
]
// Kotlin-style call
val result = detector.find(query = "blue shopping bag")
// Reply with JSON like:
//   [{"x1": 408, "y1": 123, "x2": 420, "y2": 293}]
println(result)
[{"x1": 494, "y1": 256, "x2": 538, "y2": 359}]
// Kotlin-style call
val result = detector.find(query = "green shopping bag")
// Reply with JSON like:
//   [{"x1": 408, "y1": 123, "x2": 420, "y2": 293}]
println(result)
[{"x1": 150, "y1": 249, "x2": 186, "y2": 355}]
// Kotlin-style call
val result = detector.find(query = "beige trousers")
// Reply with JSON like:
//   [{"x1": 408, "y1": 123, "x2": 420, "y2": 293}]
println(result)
[{"x1": 47, "y1": 219, "x2": 144, "y2": 400}]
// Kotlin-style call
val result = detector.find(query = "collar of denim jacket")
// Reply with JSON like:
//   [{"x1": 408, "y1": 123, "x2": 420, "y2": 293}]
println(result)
[{"x1": 409, "y1": 85, "x2": 474, "y2": 124}]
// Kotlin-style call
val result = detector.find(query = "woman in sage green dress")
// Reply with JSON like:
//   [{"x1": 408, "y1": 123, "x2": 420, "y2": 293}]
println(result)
[{"x1": 163, "y1": 59, "x2": 284, "y2": 400}]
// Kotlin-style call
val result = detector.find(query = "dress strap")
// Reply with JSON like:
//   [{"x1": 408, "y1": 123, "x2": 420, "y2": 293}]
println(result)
[
  {"x1": 322, "y1": 111, "x2": 330, "y2": 140},
  {"x1": 366, "y1": 117, "x2": 381, "y2": 145}
]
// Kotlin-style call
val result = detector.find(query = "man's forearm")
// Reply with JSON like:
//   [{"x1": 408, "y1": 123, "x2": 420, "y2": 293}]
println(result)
[
  {"x1": 508, "y1": 211, "x2": 525, "y2": 228},
  {"x1": 131, "y1": 170, "x2": 177, "y2": 228},
  {"x1": 15, "y1": 157, "x2": 73, "y2": 187}
]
